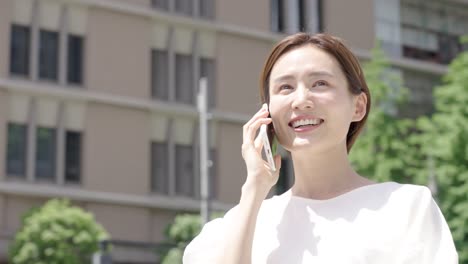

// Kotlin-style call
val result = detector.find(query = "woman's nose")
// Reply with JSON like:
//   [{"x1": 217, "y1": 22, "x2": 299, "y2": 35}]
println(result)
[{"x1": 291, "y1": 85, "x2": 314, "y2": 110}]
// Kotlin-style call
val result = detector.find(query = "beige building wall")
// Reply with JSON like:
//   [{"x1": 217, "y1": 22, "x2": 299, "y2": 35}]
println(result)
[
  {"x1": 0, "y1": 0, "x2": 12, "y2": 79},
  {"x1": 150, "y1": 208, "x2": 178, "y2": 242},
  {"x1": 86, "y1": 203, "x2": 152, "y2": 242},
  {"x1": 3, "y1": 196, "x2": 45, "y2": 236},
  {"x1": 84, "y1": 103, "x2": 150, "y2": 195},
  {"x1": 0, "y1": 195, "x2": 6, "y2": 258},
  {"x1": 216, "y1": 33, "x2": 272, "y2": 114},
  {"x1": 217, "y1": 123, "x2": 245, "y2": 203},
  {"x1": 113, "y1": 0, "x2": 151, "y2": 8},
  {"x1": 217, "y1": 0, "x2": 270, "y2": 32},
  {"x1": 86, "y1": 7, "x2": 151, "y2": 98},
  {"x1": 323, "y1": 0, "x2": 375, "y2": 50}
]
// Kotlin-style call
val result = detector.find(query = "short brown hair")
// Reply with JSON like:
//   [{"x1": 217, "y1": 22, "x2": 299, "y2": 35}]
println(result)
[{"x1": 259, "y1": 33, "x2": 371, "y2": 152}]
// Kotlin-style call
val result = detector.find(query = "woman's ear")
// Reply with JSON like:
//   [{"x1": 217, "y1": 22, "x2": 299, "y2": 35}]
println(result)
[{"x1": 352, "y1": 92, "x2": 367, "y2": 122}]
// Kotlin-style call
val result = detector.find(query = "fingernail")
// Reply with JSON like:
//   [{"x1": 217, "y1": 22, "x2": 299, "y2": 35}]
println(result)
[{"x1": 263, "y1": 103, "x2": 267, "y2": 110}]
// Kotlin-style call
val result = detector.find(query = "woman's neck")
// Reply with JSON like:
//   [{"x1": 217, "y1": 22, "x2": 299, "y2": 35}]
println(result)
[{"x1": 289, "y1": 143, "x2": 372, "y2": 200}]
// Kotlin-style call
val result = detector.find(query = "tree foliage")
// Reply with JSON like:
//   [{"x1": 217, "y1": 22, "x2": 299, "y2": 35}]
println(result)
[
  {"x1": 421, "y1": 37, "x2": 468, "y2": 262},
  {"x1": 352, "y1": 38, "x2": 468, "y2": 262},
  {"x1": 160, "y1": 213, "x2": 223, "y2": 264},
  {"x1": 9, "y1": 199, "x2": 109, "y2": 264},
  {"x1": 350, "y1": 41, "x2": 419, "y2": 184}
]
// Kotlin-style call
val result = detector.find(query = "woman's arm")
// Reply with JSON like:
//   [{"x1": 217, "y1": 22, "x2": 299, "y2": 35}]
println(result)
[
  {"x1": 183, "y1": 104, "x2": 281, "y2": 264},
  {"x1": 216, "y1": 183, "x2": 270, "y2": 264}
]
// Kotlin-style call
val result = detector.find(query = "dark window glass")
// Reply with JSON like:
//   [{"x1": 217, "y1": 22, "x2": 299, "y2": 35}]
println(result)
[
  {"x1": 298, "y1": 0, "x2": 306, "y2": 31},
  {"x1": 199, "y1": 0, "x2": 215, "y2": 19},
  {"x1": 151, "y1": 49, "x2": 169, "y2": 100},
  {"x1": 175, "y1": 0, "x2": 193, "y2": 15},
  {"x1": 6, "y1": 123, "x2": 27, "y2": 177},
  {"x1": 175, "y1": 144, "x2": 194, "y2": 197},
  {"x1": 65, "y1": 131, "x2": 81, "y2": 183},
  {"x1": 438, "y1": 33, "x2": 461, "y2": 64},
  {"x1": 36, "y1": 127, "x2": 56, "y2": 180},
  {"x1": 151, "y1": 142, "x2": 169, "y2": 194},
  {"x1": 200, "y1": 58, "x2": 216, "y2": 108},
  {"x1": 151, "y1": 0, "x2": 169, "y2": 10},
  {"x1": 39, "y1": 30, "x2": 59, "y2": 81},
  {"x1": 271, "y1": 0, "x2": 285, "y2": 33},
  {"x1": 67, "y1": 34, "x2": 84, "y2": 84},
  {"x1": 10, "y1": 24, "x2": 30, "y2": 76},
  {"x1": 317, "y1": 0, "x2": 323, "y2": 32},
  {"x1": 175, "y1": 54, "x2": 194, "y2": 104}
]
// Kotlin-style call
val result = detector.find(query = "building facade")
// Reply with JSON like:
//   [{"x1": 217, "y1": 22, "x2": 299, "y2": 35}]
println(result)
[{"x1": 0, "y1": 0, "x2": 467, "y2": 262}]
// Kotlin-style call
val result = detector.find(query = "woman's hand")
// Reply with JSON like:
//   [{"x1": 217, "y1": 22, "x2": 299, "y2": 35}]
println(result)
[{"x1": 241, "y1": 104, "x2": 282, "y2": 196}]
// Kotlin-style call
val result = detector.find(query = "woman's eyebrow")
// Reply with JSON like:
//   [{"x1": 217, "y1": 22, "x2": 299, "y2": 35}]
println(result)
[
  {"x1": 272, "y1": 74, "x2": 295, "y2": 84},
  {"x1": 306, "y1": 71, "x2": 334, "y2": 78},
  {"x1": 273, "y1": 71, "x2": 334, "y2": 83}
]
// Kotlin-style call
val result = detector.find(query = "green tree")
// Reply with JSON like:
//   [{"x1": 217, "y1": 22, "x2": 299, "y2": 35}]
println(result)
[
  {"x1": 350, "y1": 41, "x2": 418, "y2": 183},
  {"x1": 421, "y1": 36, "x2": 468, "y2": 263},
  {"x1": 9, "y1": 199, "x2": 109, "y2": 264},
  {"x1": 160, "y1": 213, "x2": 223, "y2": 264}
]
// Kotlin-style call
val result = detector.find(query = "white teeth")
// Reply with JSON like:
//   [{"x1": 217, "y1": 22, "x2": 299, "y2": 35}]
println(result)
[{"x1": 292, "y1": 119, "x2": 321, "y2": 128}]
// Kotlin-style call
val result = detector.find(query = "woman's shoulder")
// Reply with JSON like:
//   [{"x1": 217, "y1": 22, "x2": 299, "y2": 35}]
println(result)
[{"x1": 379, "y1": 182, "x2": 435, "y2": 201}]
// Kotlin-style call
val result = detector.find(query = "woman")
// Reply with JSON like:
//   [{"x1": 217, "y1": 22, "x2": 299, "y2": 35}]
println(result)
[{"x1": 183, "y1": 33, "x2": 458, "y2": 263}]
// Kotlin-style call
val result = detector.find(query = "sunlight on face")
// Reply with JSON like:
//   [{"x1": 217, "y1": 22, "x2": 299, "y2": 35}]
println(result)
[{"x1": 268, "y1": 45, "x2": 361, "y2": 154}]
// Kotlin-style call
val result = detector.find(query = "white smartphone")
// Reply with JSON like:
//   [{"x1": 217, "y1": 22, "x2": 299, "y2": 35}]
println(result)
[{"x1": 260, "y1": 124, "x2": 276, "y2": 171}]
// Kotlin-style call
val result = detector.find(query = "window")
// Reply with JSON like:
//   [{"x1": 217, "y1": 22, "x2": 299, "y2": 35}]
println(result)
[
  {"x1": 175, "y1": 0, "x2": 193, "y2": 16},
  {"x1": 65, "y1": 131, "x2": 81, "y2": 183},
  {"x1": 271, "y1": 0, "x2": 285, "y2": 33},
  {"x1": 401, "y1": 70, "x2": 439, "y2": 117},
  {"x1": 151, "y1": 0, "x2": 169, "y2": 10},
  {"x1": 175, "y1": 54, "x2": 194, "y2": 104},
  {"x1": 36, "y1": 127, "x2": 56, "y2": 180},
  {"x1": 151, "y1": 142, "x2": 169, "y2": 194},
  {"x1": 6, "y1": 123, "x2": 27, "y2": 177},
  {"x1": 151, "y1": 49, "x2": 169, "y2": 100},
  {"x1": 438, "y1": 33, "x2": 461, "y2": 64},
  {"x1": 199, "y1": 0, "x2": 215, "y2": 19},
  {"x1": 175, "y1": 144, "x2": 194, "y2": 197},
  {"x1": 67, "y1": 35, "x2": 84, "y2": 84},
  {"x1": 200, "y1": 58, "x2": 216, "y2": 108},
  {"x1": 298, "y1": 0, "x2": 306, "y2": 31},
  {"x1": 39, "y1": 30, "x2": 59, "y2": 81},
  {"x1": 400, "y1": 1, "x2": 467, "y2": 64},
  {"x1": 271, "y1": 0, "x2": 322, "y2": 33},
  {"x1": 10, "y1": 25, "x2": 30, "y2": 76}
]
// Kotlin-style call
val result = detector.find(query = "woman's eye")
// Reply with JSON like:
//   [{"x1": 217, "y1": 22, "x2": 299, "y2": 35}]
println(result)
[
  {"x1": 313, "y1": 81, "x2": 327, "y2": 87},
  {"x1": 279, "y1": 85, "x2": 293, "y2": 90}
]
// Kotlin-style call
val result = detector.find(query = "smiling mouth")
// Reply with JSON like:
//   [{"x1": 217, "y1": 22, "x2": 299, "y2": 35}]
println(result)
[{"x1": 288, "y1": 118, "x2": 324, "y2": 129}]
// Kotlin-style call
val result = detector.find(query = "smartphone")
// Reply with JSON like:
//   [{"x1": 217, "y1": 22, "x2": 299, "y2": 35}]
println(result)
[
  {"x1": 260, "y1": 124, "x2": 277, "y2": 171},
  {"x1": 267, "y1": 121, "x2": 278, "y2": 156}
]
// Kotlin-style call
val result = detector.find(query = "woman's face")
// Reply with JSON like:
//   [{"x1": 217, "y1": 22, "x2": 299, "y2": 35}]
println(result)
[{"x1": 268, "y1": 45, "x2": 366, "y2": 153}]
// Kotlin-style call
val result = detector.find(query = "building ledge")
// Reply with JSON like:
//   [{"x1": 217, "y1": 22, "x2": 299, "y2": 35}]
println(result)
[{"x1": 0, "y1": 181, "x2": 234, "y2": 212}]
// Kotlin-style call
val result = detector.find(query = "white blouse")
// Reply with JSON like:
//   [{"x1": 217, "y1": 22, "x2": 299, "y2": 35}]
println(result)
[{"x1": 183, "y1": 182, "x2": 458, "y2": 264}]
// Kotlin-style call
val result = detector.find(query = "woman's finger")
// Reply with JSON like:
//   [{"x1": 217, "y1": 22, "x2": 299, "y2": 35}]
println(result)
[
  {"x1": 254, "y1": 132, "x2": 264, "y2": 151},
  {"x1": 245, "y1": 117, "x2": 271, "y2": 145},
  {"x1": 243, "y1": 105, "x2": 269, "y2": 138}
]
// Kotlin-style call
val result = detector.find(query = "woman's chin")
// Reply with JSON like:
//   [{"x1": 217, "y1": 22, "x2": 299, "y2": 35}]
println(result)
[{"x1": 288, "y1": 139, "x2": 321, "y2": 152}]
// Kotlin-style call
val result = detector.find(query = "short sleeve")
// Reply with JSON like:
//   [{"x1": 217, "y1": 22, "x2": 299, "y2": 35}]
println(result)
[
  {"x1": 183, "y1": 206, "x2": 238, "y2": 264},
  {"x1": 402, "y1": 187, "x2": 458, "y2": 264}
]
